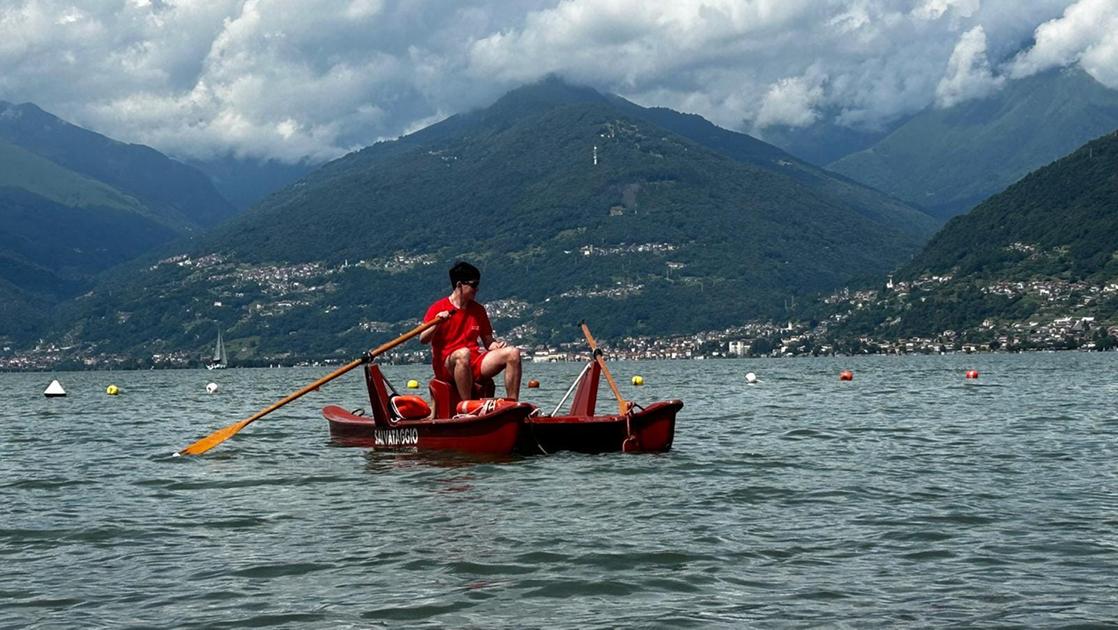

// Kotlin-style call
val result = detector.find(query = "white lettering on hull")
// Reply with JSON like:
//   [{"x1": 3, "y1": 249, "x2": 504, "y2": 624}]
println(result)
[{"x1": 374, "y1": 427, "x2": 419, "y2": 447}]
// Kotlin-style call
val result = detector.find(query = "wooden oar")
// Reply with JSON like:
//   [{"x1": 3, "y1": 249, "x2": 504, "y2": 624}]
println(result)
[
  {"x1": 176, "y1": 316, "x2": 448, "y2": 456},
  {"x1": 579, "y1": 321, "x2": 630, "y2": 416}
]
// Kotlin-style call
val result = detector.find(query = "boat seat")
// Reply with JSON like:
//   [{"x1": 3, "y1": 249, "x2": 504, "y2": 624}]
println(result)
[
  {"x1": 429, "y1": 377, "x2": 495, "y2": 419},
  {"x1": 389, "y1": 394, "x2": 431, "y2": 420}
]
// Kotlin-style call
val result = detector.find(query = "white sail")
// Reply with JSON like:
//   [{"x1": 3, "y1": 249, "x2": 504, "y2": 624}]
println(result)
[{"x1": 206, "y1": 331, "x2": 228, "y2": 369}]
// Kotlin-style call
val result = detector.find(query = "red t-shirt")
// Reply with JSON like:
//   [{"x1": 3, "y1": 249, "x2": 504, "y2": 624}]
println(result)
[{"x1": 424, "y1": 297, "x2": 493, "y2": 379}]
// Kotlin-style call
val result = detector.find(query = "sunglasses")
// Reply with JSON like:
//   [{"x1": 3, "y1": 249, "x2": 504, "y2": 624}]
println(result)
[{"x1": 460, "y1": 280, "x2": 479, "y2": 288}]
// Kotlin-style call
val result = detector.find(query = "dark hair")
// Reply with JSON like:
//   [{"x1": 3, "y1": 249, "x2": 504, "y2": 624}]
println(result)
[{"x1": 449, "y1": 261, "x2": 480, "y2": 287}]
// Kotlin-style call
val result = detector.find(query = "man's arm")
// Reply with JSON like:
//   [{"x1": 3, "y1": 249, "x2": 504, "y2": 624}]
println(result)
[
  {"x1": 482, "y1": 331, "x2": 506, "y2": 350},
  {"x1": 419, "y1": 310, "x2": 450, "y2": 344},
  {"x1": 478, "y1": 306, "x2": 503, "y2": 350}
]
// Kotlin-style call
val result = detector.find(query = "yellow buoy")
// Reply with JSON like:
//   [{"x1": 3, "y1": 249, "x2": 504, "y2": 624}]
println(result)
[
  {"x1": 631, "y1": 375, "x2": 644, "y2": 386},
  {"x1": 106, "y1": 384, "x2": 120, "y2": 395},
  {"x1": 406, "y1": 379, "x2": 420, "y2": 389}
]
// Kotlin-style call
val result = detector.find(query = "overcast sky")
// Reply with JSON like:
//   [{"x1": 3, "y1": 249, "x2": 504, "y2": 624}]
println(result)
[{"x1": 2, "y1": 0, "x2": 1115, "y2": 164}]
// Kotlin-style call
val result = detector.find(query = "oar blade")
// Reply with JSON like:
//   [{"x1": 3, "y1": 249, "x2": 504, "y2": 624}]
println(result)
[
  {"x1": 176, "y1": 418, "x2": 252, "y2": 456},
  {"x1": 174, "y1": 317, "x2": 447, "y2": 457}
]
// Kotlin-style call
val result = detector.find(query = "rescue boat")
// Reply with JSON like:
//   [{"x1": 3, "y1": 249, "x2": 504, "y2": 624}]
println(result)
[
  {"x1": 321, "y1": 364, "x2": 532, "y2": 454},
  {"x1": 520, "y1": 358, "x2": 680, "y2": 454},
  {"x1": 322, "y1": 357, "x2": 681, "y2": 455}
]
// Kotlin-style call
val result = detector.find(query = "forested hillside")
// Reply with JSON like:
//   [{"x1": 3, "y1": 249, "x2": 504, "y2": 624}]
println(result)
[
  {"x1": 825, "y1": 129, "x2": 1118, "y2": 341},
  {"x1": 48, "y1": 79, "x2": 937, "y2": 361},
  {"x1": 0, "y1": 102, "x2": 238, "y2": 345}
]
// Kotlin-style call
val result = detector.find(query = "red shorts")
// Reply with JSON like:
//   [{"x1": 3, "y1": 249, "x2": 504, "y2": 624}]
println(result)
[{"x1": 443, "y1": 347, "x2": 486, "y2": 380}]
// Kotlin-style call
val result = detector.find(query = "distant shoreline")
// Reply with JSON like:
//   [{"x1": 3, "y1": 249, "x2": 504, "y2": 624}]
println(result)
[{"x1": 2, "y1": 345, "x2": 1114, "y2": 374}]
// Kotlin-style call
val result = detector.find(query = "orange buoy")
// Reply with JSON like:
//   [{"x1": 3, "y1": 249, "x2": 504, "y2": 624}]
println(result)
[
  {"x1": 965, "y1": 370, "x2": 979, "y2": 379},
  {"x1": 390, "y1": 394, "x2": 431, "y2": 420},
  {"x1": 456, "y1": 398, "x2": 517, "y2": 415},
  {"x1": 527, "y1": 379, "x2": 540, "y2": 388},
  {"x1": 839, "y1": 370, "x2": 854, "y2": 381}
]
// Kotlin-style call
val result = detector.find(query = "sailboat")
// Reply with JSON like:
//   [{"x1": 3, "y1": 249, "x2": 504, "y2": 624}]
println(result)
[{"x1": 206, "y1": 331, "x2": 228, "y2": 370}]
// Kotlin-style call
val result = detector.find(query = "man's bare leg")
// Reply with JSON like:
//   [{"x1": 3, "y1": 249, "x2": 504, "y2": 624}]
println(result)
[
  {"x1": 445, "y1": 348, "x2": 474, "y2": 401},
  {"x1": 480, "y1": 347, "x2": 522, "y2": 401},
  {"x1": 504, "y1": 350, "x2": 521, "y2": 400}
]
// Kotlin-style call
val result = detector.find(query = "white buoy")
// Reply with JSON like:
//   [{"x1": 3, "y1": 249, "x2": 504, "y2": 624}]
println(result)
[
  {"x1": 745, "y1": 372, "x2": 758, "y2": 384},
  {"x1": 206, "y1": 382, "x2": 219, "y2": 394},
  {"x1": 44, "y1": 380, "x2": 66, "y2": 397}
]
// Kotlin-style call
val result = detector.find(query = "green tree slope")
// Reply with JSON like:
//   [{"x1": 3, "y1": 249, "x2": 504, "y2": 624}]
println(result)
[{"x1": 52, "y1": 79, "x2": 938, "y2": 358}]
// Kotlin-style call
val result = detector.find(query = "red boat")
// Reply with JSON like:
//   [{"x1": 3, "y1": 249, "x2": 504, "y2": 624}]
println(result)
[
  {"x1": 520, "y1": 359, "x2": 680, "y2": 454},
  {"x1": 322, "y1": 357, "x2": 681, "y2": 455},
  {"x1": 322, "y1": 364, "x2": 533, "y2": 454}
]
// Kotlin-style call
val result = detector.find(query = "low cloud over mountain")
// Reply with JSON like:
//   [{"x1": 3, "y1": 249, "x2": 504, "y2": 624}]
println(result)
[{"x1": 1, "y1": 1, "x2": 1114, "y2": 165}]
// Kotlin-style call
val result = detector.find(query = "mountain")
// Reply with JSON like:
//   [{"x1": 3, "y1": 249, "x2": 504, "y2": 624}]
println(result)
[
  {"x1": 759, "y1": 117, "x2": 906, "y2": 167},
  {"x1": 0, "y1": 101, "x2": 238, "y2": 344},
  {"x1": 828, "y1": 68, "x2": 1118, "y2": 219},
  {"x1": 204, "y1": 77, "x2": 935, "y2": 265},
  {"x1": 0, "y1": 136, "x2": 174, "y2": 302},
  {"x1": 0, "y1": 277, "x2": 47, "y2": 343},
  {"x1": 902, "y1": 129, "x2": 1118, "y2": 282},
  {"x1": 0, "y1": 102, "x2": 236, "y2": 229},
  {"x1": 826, "y1": 129, "x2": 1118, "y2": 342},
  {"x1": 50, "y1": 78, "x2": 937, "y2": 361},
  {"x1": 186, "y1": 155, "x2": 317, "y2": 211},
  {"x1": 606, "y1": 100, "x2": 931, "y2": 232}
]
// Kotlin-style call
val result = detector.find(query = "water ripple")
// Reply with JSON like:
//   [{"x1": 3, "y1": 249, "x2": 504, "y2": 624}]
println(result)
[{"x1": 2, "y1": 355, "x2": 1118, "y2": 626}]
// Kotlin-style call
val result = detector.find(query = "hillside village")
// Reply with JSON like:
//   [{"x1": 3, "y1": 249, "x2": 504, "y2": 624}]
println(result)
[{"x1": 4, "y1": 269, "x2": 1115, "y2": 371}]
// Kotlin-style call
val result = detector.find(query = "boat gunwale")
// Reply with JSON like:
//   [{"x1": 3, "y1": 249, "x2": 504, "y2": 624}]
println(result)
[
  {"x1": 321, "y1": 402, "x2": 535, "y2": 429},
  {"x1": 527, "y1": 399, "x2": 683, "y2": 425}
]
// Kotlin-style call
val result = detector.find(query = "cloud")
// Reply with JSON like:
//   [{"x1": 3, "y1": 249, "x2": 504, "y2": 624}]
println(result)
[
  {"x1": 754, "y1": 72, "x2": 826, "y2": 128},
  {"x1": 1010, "y1": 0, "x2": 1118, "y2": 88},
  {"x1": 0, "y1": 0, "x2": 521, "y2": 162},
  {"x1": 935, "y1": 26, "x2": 1005, "y2": 108},
  {"x1": 0, "y1": 0, "x2": 1109, "y2": 163},
  {"x1": 912, "y1": 0, "x2": 980, "y2": 21}
]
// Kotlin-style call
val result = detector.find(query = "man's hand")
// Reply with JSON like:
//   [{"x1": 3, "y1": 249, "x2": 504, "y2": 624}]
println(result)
[
  {"x1": 420, "y1": 310, "x2": 452, "y2": 345},
  {"x1": 488, "y1": 339, "x2": 507, "y2": 350}
]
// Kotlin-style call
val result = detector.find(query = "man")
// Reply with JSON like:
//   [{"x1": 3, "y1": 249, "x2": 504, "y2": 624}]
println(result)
[{"x1": 420, "y1": 261, "x2": 522, "y2": 401}]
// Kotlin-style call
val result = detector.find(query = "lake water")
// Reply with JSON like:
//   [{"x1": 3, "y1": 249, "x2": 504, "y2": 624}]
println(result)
[{"x1": 2, "y1": 352, "x2": 1117, "y2": 628}]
